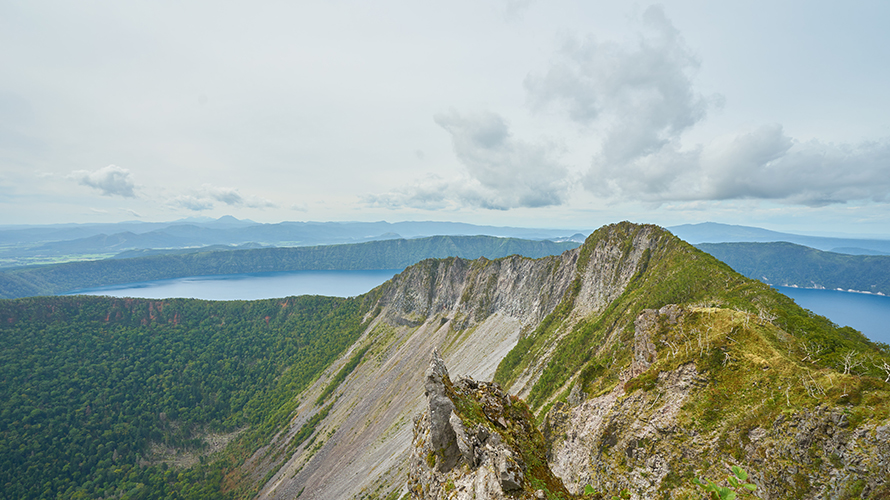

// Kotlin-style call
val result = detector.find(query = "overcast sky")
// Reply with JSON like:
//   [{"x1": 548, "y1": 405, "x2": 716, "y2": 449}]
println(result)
[{"x1": 1, "y1": 1, "x2": 889, "y2": 236}]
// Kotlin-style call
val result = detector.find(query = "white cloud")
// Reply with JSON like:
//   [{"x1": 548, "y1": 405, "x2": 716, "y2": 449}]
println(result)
[
  {"x1": 504, "y1": 0, "x2": 534, "y2": 20},
  {"x1": 365, "y1": 175, "x2": 458, "y2": 211},
  {"x1": 172, "y1": 195, "x2": 213, "y2": 212},
  {"x1": 205, "y1": 186, "x2": 243, "y2": 206},
  {"x1": 436, "y1": 110, "x2": 570, "y2": 208},
  {"x1": 527, "y1": 5, "x2": 890, "y2": 208},
  {"x1": 526, "y1": 5, "x2": 713, "y2": 167},
  {"x1": 369, "y1": 111, "x2": 570, "y2": 211},
  {"x1": 170, "y1": 185, "x2": 277, "y2": 211},
  {"x1": 70, "y1": 164, "x2": 136, "y2": 198},
  {"x1": 698, "y1": 129, "x2": 890, "y2": 206},
  {"x1": 584, "y1": 124, "x2": 890, "y2": 206}
]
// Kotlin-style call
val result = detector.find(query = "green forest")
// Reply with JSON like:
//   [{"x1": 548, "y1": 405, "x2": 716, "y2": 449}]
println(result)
[
  {"x1": 0, "y1": 294, "x2": 372, "y2": 499},
  {"x1": 697, "y1": 242, "x2": 890, "y2": 295},
  {"x1": 0, "y1": 235, "x2": 578, "y2": 299}
]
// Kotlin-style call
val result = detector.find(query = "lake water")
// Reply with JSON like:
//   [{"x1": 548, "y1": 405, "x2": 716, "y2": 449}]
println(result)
[
  {"x1": 68, "y1": 270, "x2": 890, "y2": 345},
  {"x1": 775, "y1": 286, "x2": 890, "y2": 345},
  {"x1": 67, "y1": 269, "x2": 403, "y2": 301}
]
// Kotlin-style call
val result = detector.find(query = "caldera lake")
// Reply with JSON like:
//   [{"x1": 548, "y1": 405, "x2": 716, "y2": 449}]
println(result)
[
  {"x1": 66, "y1": 270, "x2": 889, "y2": 345},
  {"x1": 775, "y1": 286, "x2": 890, "y2": 345},
  {"x1": 66, "y1": 269, "x2": 403, "y2": 301}
]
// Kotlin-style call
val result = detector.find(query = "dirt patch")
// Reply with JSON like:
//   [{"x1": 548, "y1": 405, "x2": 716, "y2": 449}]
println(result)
[{"x1": 140, "y1": 428, "x2": 246, "y2": 469}]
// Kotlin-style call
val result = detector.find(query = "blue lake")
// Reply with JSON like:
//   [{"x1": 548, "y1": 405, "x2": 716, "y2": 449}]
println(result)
[
  {"x1": 67, "y1": 269, "x2": 403, "y2": 301},
  {"x1": 775, "y1": 286, "x2": 890, "y2": 345},
  {"x1": 68, "y1": 270, "x2": 890, "y2": 345}
]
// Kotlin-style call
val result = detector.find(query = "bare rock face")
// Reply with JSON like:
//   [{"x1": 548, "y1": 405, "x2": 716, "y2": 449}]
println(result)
[
  {"x1": 425, "y1": 350, "x2": 460, "y2": 472},
  {"x1": 377, "y1": 253, "x2": 578, "y2": 333},
  {"x1": 408, "y1": 354, "x2": 573, "y2": 500}
]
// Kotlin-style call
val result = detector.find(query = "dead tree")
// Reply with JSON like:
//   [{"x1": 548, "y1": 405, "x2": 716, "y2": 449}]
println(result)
[
  {"x1": 876, "y1": 359, "x2": 890, "y2": 383},
  {"x1": 840, "y1": 350, "x2": 864, "y2": 375}
]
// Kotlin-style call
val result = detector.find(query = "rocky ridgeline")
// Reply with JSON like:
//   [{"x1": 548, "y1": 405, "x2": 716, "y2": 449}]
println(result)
[
  {"x1": 409, "y1": 351, "x2": 573, "y2": 500},
  {"x1": 409, "y1": 300, "x2": 890, "y2": 499},
  {"x1": 250, "y1": 223, "x2": 890, "y2": 499}
]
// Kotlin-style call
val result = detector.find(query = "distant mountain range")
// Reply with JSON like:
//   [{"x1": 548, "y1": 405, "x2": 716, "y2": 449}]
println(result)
[
  {"x1": 0, "y1": 217, "x2": 587, "y2": 268},
  {"x1": 669, "y1": 222, "x2": 890, "y2": 255}
]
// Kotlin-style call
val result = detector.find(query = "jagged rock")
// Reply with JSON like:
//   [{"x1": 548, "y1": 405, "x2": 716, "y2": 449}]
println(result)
[
  {"x1": 408, "y1": 355, "x2": 573, "y2": 499},
  {"x1": 450, "y1": 411, "x2": 475, "y2": 466},
  {"x1": 567, "y1": 384, "x2": 586, "y2": 407},
  {"x1": 496, "y1": 452, "x2": 523, "y2": 492},
  {"x1": 629, "y1": 309, "x2": 658, "y2": 379},
  {"x1": 658, "y1": 304, "x2": 683, "y2": 324},
  {"x1": 424, "y1": 350, "x2": 460, "y2": 472}
]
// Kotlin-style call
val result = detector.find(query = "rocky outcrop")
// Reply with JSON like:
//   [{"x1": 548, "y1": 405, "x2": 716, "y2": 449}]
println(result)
[
  {"x1": 408, "y1": 354, "x2": 573, "y2": 500},
  {"x1": 377, "y1": 253, "x2": 579, "y2": 332},
  {"x1": 424, "y1": 350, "x2": 460, "y2": 472},
  {"x1": 543, "y1": 305, "x2": 890, "y2": 499}
]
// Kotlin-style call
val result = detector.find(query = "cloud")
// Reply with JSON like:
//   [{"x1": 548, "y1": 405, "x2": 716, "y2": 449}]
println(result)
[
  {"x1": 526, "y1": 4, "x2": 713, "y2": 167},
  {"x1": 527, "y1": 5, "x2": 890, "y2": 207},
  {"x1": 504, "y1": 0, "x2": 534, "y2": 20},
  {"x1": 584, "y1": 125, "x2": 890, "y2": 206},
  {"x1": 365, "y1": 175, "x2": 457, "y2": 211},
  {"x1": 368, "y1": 111, "x2": 570, "y2": 211},
  {"x1": 70, "y1": 165, "x2": 136, "y2": 197},
  {"x1": 205, "y1": 186, "x2": 244, "y2": 206},
  {"x1": 170, "y1": 185, "x2": 277, "y2": 211},
  {"x1": 172, "y1": 195, "x2": 214, "y2": 212},
  {"x1": 698, "y1": 129, "x2": 890, "y2": 206}
]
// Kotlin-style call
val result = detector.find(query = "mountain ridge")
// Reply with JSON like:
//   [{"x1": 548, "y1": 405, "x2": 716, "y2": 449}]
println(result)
[
  {"x1": 670, "y1": 222, "x2": 890, "y2": 254},
  {"x1": 696, "y1": 241, "x2": 890, "y2": 296},
  {"x1": 248, "y1": 222, "x2": 890, "y2": 499}
]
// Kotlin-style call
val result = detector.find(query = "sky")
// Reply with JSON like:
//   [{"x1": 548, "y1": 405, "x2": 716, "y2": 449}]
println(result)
[{"x1": 1, "y1": 0, "x2": 889, "y2": 236}]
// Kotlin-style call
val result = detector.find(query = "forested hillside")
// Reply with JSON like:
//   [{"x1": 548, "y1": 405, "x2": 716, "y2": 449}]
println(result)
[
  {"x1": 0, "y1": 294, "x2": 371, "y2": 499},
  {"x1": 697, "y1": 241, "x2": 890, "y2": 295},
  {"x1": 0, "y1": 235, "x2": 578, "y2": 299}
]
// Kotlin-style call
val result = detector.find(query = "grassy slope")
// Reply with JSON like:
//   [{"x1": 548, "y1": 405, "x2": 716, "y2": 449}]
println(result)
[
  {"x1": 489, "y1": 222, "x2": 890, "y2": 496},
  {"x1": 495, "y1": 223, "x2": 889, "y2": 427}
]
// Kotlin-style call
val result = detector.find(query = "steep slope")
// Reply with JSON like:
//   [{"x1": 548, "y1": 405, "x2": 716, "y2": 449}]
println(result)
[
  {"x1": 243, "y1": 222, "x2": 890, "y2": 499},
  {"x1": 245, "y1": 252, "x2": 582, "y2": 499},
  {"x1": 240, "y1": 225, "x2": 659, "y2": 498}
]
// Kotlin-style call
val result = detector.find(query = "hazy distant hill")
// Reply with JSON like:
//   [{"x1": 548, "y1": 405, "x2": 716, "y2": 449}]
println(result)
[
  {"x1": 671, "y1": 222, "x2": 890, "y2": 254},
  {"x1": 0, "y1": 217, "x2": 585, "y2": 268},
  {"x1": 697, "y1": 241, "x2": 890, "y2": 295},
  {"x1": 0, "y1": 235, "x2": 579, "y2": 299}
]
